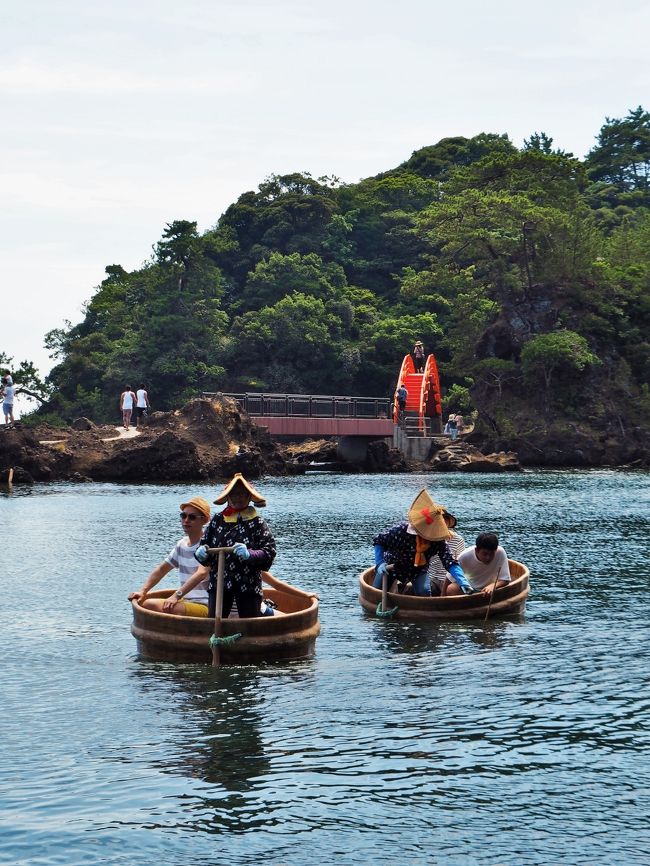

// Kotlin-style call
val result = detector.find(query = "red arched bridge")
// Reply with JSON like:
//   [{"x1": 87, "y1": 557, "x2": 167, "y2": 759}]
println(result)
[{"x1": 204, "y1": 353, "x2": 443, "y2": 445}]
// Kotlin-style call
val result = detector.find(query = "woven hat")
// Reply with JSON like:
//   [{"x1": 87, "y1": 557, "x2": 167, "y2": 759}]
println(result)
[
  {"x1": 214, "y1": 472, "x2": 266, "y2": 506},
  {"x1": 407, "y1": 489, "x2": 450, "y2": 541},
  {"x1": 179, "y1": 496, "x2": 211, "y2": 523}
]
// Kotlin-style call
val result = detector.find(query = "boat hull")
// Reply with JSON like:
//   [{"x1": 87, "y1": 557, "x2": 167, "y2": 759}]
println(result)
[
  {"x1": 131, "y1": 572, "x2": 320, "y2": 664},
  {"x1": 359, "y1": 559, "x2": 529, "y2": 620}
]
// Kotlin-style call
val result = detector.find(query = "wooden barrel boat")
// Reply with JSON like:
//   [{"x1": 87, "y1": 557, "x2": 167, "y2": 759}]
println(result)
[
  {"x1": 131, "y1": 572, "x2": 320, "y2": 664},
  {"x1": 358, "y1": 559, "x2": 530, "y2": 620}
]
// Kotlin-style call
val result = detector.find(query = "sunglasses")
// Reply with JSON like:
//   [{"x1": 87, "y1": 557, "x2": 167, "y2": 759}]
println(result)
[{"x1": 179, "y1": 512, "x2": 200, "y2": 521}]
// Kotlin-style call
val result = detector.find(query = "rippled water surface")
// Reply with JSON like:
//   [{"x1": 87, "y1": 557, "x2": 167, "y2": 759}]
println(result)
[{"x1": 1, "y1": 471, "x2": 649, "y2": 865}]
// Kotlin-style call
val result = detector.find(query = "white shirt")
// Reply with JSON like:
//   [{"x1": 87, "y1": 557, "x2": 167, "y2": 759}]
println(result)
[
  {"x1": 165, "y1": 537, "x2": 208, "y2": 604},
  {"x1": 3, "y1": 385, "x2": 15, "y2": 404},
  {"x1": 136, "y1": 389, "x2": 148, "y2": 408},
  {"x1": 457, "y1": 546, "x2": 511, "y2": 590}
]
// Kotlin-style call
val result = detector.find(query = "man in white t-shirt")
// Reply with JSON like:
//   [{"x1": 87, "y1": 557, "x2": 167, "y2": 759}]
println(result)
[
  {"x1": 128, "y1": 496, "x2": 212, "y2": 616},
  {"x1": 1, "y1": 376, "x2": 15, "y2": 425},
  {"x1": 135, "y1": 385, "x2": 150, "y2": 427},
  {"x1": 445, "y1": 532, "x2": 511, "y2": 596}
]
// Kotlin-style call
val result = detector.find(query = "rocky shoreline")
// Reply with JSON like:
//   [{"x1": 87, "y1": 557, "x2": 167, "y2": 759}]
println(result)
[{"x1": 1, "y1": 395, "x2": 647, "y2": 485}]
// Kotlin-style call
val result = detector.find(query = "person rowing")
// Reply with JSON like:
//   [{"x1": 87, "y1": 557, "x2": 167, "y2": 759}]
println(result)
[
  {"x1": 163, "y1": 473, "x2": 276, "y2": 618},
  {"x1": 372, "y1": 489, "x2": 474, "y2": 596}
]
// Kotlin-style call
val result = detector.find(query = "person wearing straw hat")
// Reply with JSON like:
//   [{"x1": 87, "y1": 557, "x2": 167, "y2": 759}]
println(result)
[
  {"x1": 427, "y1": 507, "x2": 466, "y2": 595},
  {"x1": 164, "y1": 473, "x2": 276, "y2": 618},
  {"x1": 372, "y1": 489, "x2": 474, "y2": 596},
  {"x1": 128, "y1": 496, "x2": 212, "y2": 615},
  {"x1": 446, "y1": 532, "x2": 511, "y2": 597},
  {"x1": 412, "y1": 341, "x2": 425, "y2": 373}
]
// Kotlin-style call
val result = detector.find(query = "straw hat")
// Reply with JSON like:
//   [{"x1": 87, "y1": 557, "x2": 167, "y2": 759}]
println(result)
[
  {"x1": 179, "y1": 496, "x2": 211, "y2": 523},
  {"x1": 214, "y1": 472, "x2": 266, "y2": 506},
  {"x1": 407, "y1": 489, "x2": 450, "y2": 541}
]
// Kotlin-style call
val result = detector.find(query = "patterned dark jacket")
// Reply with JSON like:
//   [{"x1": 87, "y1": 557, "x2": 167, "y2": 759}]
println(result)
[
  {"x1": 200, "y1": 509, "x2": 276, "y2": 598},
  {"x1": 373, "y1": 521, "x2": 458, "y2": 584}
]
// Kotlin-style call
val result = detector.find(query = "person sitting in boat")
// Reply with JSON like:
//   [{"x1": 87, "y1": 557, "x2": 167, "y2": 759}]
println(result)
[
  {"x1": 128, "y1": 496, "x2": 212, "y2": 616},
  {"x1": 372, "y1": 489, "x2": 474, "y2": 596},
  {"x1": 426, "y1": 507, "x2": 466, "y2": 595},
  {"x1": 163, "y1": 473, "x2": 276, "y2": 618},
  {"x1": 444, "y1": 531, "x2": 511, "y2": 597}
]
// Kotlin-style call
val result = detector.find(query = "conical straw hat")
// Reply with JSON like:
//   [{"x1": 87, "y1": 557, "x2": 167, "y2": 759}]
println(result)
[
  {"x1": 214, "y1": 472, "x2": 266, "y2": 506},
  {"x1": 407, "y1": 489, "x2": 450, "y2": 541}
]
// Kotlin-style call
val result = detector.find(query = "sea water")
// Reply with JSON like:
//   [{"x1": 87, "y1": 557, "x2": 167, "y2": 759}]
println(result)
[{"x1": 1, "y1": 470, "x2": 648, "y2": 866}]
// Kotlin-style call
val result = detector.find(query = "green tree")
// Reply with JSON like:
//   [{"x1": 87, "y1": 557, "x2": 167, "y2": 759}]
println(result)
[
  {"x1": 521, "y1": 330, "x2": 598, "y2": 402},
  {"x1": 586, "y1": 106, "x2": 650, "y2": 196}
]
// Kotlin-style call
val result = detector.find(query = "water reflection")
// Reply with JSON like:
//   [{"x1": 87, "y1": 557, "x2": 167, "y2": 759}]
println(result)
[
  {"x1": 368, "y1": 615, "x2": 521, "y2": 657},
  {"x1": 130, "y1": 665, "x2": 270, "y2": 796}
]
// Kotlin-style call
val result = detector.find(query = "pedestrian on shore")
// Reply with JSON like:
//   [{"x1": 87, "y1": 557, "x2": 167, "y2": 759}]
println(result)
[
  {"x1": 135, "y1": 385, "x2": 150, "y2": 427},
  {"x1": 1, "y1": 376, "x2": 16, "y2": 426},
  {"x1": 119, "y1": 386, "x2": 137, "y2": 430}
]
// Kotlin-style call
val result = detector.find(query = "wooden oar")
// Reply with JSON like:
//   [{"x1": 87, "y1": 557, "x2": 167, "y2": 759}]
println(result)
[
  {"x1": 206, "y1": 546, "x2": 235, "y2": 666},
  {"x1": 483, "y1": 565, "x2": 502, "y2": 624}
]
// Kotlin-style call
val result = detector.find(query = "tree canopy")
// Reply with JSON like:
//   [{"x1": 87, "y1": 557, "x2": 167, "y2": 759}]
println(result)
[{"x1": 14, "y1": 109, "x2": 648, "y2": 434}]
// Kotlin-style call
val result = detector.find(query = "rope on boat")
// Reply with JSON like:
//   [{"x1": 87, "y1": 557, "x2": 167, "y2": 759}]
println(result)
[
  {"x1": 376, "y1": 601, "x2": 398, "y2": 619},
  {"x1": 209, "y1": 633, "x2": 242, "y2": 648}
]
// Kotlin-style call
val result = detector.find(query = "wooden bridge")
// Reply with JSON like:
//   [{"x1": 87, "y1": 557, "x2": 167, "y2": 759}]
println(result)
[{"x1": 204, "y1": 352, "x2": 444, "y2": 460}]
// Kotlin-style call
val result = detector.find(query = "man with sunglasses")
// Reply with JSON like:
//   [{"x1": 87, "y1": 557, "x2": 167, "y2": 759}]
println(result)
[{"x1": 128, "y1": 496, "x2": 212, "y2": 616}]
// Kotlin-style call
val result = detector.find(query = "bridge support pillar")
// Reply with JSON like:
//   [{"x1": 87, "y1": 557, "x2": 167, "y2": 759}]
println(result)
[{"x1": 337, "y1": 435, "x2": 390, "y2": 464}]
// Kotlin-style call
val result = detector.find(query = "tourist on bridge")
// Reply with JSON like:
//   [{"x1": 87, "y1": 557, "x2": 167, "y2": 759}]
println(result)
[
  {"x1": 372, "y1": 489, "x2": 474, "y2": 597},
  {"x1": 164, "y1": 473, "x2": 277, "y2": 618},
  {"x1": 396, "y1": 382, "x2": 408, "y2": 417},
  {"x1": 412, "y1": 340, "x2": 425, "y2": 373}
]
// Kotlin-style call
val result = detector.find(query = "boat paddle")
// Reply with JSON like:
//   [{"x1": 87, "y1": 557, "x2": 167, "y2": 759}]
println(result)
[
  {"x1": 483, "y1": 565, "x2": 502, "y2": 624},
  {"x1": 206, "y1": 546, "x2": 234, "y2": 666}
]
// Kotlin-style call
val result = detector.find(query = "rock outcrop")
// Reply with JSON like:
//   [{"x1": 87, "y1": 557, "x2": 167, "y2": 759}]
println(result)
[
  {"x1": 2, "y1": 396, "x2": 304, "y2": 483},
  {"x1": 429, "y1": 440, "x2": 522, "y2": 472}
]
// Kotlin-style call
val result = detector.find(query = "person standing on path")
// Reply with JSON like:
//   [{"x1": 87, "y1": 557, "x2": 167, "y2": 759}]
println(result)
[
  {"x1": 119, "y1": 386, "x2": 137, "y2": 430},
  {"x1": 1, "y1": 376, "x2": 15, "y2": 426},
  {"x1": 135, "y1": 385, "x2": 150, "y2": 427}
]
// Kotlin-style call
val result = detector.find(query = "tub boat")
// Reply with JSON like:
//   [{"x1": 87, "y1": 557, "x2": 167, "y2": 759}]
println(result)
[
  {"x1": 359, "y1": 559, "x2": 530, "y2": 620},
  {"x1": 131, "y1": 572, "x2": 320, "y2": 663}
]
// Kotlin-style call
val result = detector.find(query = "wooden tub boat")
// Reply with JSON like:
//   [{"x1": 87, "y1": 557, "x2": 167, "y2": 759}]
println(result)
[
  {"x1": 358, "y1": 559, "x2": 530, "y2": 621},
  {"x1": 131, "y1": 572, "x2": 320, "y2": 664}
]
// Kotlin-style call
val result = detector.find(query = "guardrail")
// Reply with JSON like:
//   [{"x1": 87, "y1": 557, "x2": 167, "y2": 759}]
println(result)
[{"x1": 203, "y1": 392, "x2": 392, "y2": 420}]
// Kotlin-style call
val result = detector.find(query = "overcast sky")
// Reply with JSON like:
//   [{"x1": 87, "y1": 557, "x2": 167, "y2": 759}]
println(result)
[{"x1": 2, "y1": 0, "x2": 649, "y2": 386}]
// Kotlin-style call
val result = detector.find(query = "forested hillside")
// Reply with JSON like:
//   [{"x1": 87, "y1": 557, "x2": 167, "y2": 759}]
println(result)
[{"x1": 23, "y1": 108, "x2": 650, "y2": 452}]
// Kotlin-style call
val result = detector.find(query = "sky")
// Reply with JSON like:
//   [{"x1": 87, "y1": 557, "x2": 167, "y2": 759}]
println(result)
[{"x1": 2, "y1": 0, "x2": 649, "y2": 394}]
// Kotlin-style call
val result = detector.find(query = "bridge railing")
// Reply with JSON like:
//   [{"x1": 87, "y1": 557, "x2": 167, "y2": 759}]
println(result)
[{"x1": 204, "y1": 392, "x2": 392, "y2": 420}]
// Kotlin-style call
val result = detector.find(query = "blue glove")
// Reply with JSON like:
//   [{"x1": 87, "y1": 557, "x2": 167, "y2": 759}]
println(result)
[
  {"x1": 373, "y1": 561, "x2": 390, "y2": 589},
  {"x1": 448, "y1": 564, "x2": 475, "y2": 595},
  {"x1": 233, "y1": 542, "x2": 250, "y2": 561},
  {"x1": 194, "y1": 544, "x2": 210, "y2": 565},
  {"x1": 374, "y1": 545, "x2": 385, "y2": 568}
]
